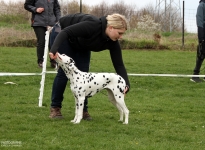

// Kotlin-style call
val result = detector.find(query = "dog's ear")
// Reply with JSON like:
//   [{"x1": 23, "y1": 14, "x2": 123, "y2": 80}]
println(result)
[
  {"x1": 70, "y1": 58, "x2": 75, "y2": 65},
  {"x1": 70, "y1": 58, "x2": 74, "y2": 63}
]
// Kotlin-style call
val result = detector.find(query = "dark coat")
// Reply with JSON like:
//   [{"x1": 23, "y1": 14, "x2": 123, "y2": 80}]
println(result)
[
  {"x1": 197, "y1": 0, "x2": 205, "y2": 41},
  {"x1": 24, "y1": 0, "x2": 61, "y2": 27}
]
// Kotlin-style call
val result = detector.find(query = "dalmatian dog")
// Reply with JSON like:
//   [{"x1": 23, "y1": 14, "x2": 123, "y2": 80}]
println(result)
[{"x1": 55, "y1": 53, "x2": 129, "y2": 124}]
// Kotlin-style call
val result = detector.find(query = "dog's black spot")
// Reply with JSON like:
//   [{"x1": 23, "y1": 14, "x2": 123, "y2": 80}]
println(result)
[
  {"x1": 80, "y1": 103, "x2": 83, "y2": 106},
  {"x1": 94, "y1": 82, "x2": 96, "y2": 85},
  {"x1": 102, "y1": 84, "x2": 107, "y2": 87},
  {"x1": 119, "y1": 96, "x2": 121, "y2": 98},
  {"x1": 79, "y1": 87, "x2": 82, "y2": 90},
  {"x1": 103, "y1": 75, "x2": 105, "y2": 78},
  {"x1": 89, "y1": 86, "x2": 91, "y2": 88},
  {"x1": 87, "y1": 92, "x2": 92, "y2": 97},
  {"x1": 106, "y1": 81, "x2": 111, "y2": 85},
  {"x1": 119, "y1": 88, "x2": 123, "y2": 93}
]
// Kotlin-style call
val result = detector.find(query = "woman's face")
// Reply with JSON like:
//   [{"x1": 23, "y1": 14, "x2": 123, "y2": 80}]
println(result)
[{"x1": 106, "y1": 26, "x2": 126, "y2": 41}]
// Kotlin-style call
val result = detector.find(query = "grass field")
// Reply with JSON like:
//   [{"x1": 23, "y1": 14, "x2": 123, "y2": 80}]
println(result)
[{"x1": 0, "y1": 47, "x2": 205, "y2": 150}]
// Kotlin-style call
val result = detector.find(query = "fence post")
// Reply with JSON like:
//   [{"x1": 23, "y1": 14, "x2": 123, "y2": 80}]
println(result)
[
  {"x1": 38, "y1": 30, "x2": 50, "y2": 107},
  {"x1": 182, "y1": 0, "x2": 185, "y2": 49}
]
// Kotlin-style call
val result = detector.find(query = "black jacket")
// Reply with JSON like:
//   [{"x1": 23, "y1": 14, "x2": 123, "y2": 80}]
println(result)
[
  {"x1": 24, "y1": 0, "x2": 61, "y2": 27},
  {"x1": 50, "y1": 13, "x2": 130, "y2": 88},
  {"x1": 197, "y1": 0, "x2": 205, "y2": 41}
]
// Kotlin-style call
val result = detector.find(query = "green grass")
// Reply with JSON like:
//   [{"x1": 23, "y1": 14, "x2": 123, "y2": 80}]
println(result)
[{"x1": 0, "y1": 47, "x2": 205, "y2": 150}]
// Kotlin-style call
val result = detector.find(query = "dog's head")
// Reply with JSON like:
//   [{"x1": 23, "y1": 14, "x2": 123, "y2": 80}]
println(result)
[{"x1": 55, "y1": 53, "x2": 75, "y2": 71}]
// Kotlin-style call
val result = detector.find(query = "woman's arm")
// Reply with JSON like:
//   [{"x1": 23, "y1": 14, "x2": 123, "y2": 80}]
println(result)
[
  {"x1": 197, "y1": 3, "x2": 204, "y2": 42},
  {"x1": 24, "y1": 0, "x2": 36, "y2": 13},
  {"x1": 109, "y1": 42, "x2": 130, "y2": 93},
  {"x1": 53, "y1": 0, "x2": 61, "y2": 22}
]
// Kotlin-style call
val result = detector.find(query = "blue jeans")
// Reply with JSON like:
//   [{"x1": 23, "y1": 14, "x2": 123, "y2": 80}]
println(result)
[{"x1": 50, "y1": 24, "x2": 91, "y2": 111}]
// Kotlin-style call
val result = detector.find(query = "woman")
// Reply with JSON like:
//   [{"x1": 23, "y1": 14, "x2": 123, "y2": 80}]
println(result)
[
  {"x1": 49, "y1": 13, "x2": 130, "y2": 120},
  {"x1": 191, "y1": 0, "x2": 205, "y2": 82},
  {"x1": 24, "y1": 0, "x2": 61, "y2": 68}
]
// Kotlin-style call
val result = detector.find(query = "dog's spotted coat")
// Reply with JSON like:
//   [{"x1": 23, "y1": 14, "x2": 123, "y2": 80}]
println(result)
[{"x1": 55, "y1": 53, "x2": 129, "y2": 124}]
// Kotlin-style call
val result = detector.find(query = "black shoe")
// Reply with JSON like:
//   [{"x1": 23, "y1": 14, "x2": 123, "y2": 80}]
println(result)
[
  {"x1": 83, "y1": 111, "x2": 92, "y2": 120},
  {"x1": 38, "y1": 61, "x2": 43, "y2": 68},
  {"x1": 190, "y1": 77, "x2": 202, "y2": 83}
]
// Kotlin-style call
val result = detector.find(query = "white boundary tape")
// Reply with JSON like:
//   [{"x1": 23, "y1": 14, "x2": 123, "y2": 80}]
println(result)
[
  {"x1": 1, "y1": 72, "x2": 205, "y2": 77},
  {"x1": 0, "y1": 73, "x2": 42, "y2": 76},
  {"x1": 1, "y1": 71, "x2": 205, "y2": 107},
  {"x1": 128, "y1": 74, "x2": 205, "y2": 77}
]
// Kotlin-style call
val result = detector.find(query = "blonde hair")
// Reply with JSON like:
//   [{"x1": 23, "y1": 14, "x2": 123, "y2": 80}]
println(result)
[{"x1": 106, "y1": 13, "x2": 128, "y2": 30}]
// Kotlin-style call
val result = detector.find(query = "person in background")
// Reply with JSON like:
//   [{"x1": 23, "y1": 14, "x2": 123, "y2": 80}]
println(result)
[
  {"x1": 190, "y1": 0, "x2": 205, "y2": 83},
  {"x1": 48, "y1": 13, "x2": 130, "y2": 120},
  {"x1": 24, "y1": 0, "x2": 61, "y2": 68}
]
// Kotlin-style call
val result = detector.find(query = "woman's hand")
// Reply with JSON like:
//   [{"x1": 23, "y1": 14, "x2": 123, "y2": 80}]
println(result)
[
  {"x1": 49, "y1": 52, "x2": 57, "y2": 60},
  {"x1": 36, "y1": 7, "x2": 44, "y2": 13},
  {"x1": 123, "y1": 85, "x2": 129, "y2": 94}
]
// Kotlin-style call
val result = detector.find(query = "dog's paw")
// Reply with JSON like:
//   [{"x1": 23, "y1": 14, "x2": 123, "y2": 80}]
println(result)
[
  {"x1": 73, "y1": 121, "x2": 80, "y2": 124},
  {"x1": 123, "y1": 122, "x2": 128, "y2": 125},
  {"x1": 70, "y1": 120, "x2": 75, "y2": 123},
  {"x1": 118, "y1": 119, "x2": 123, "y2": 122},
  {"x1": 74, "y1": 119, "x2": 81, "y2": 124}
]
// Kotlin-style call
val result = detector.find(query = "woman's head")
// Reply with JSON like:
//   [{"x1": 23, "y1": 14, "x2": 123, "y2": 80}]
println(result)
[
  {"x1": 106, "y1": 13, "x2": 128, "y2": 30},
  {"x1": 106, "y1": 13, "x2": 128, "y2": 41}
]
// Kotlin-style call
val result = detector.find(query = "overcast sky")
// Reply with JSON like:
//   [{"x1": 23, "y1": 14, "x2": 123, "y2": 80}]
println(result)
[
  {"x1": 81, "y1": 0, "x2": 198, "y2": 10},
  {"x1": 7, "y1": 0, "x2": 198, "y2": 10}
]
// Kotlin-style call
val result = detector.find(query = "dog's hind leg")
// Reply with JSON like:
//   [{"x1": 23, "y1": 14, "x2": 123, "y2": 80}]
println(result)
[
  {"x1": 107, "y1": 89, "x2": 124, "y2": 122},
  {"x1": 114, "y1": 95, "x2": 129, "y2": 124}
]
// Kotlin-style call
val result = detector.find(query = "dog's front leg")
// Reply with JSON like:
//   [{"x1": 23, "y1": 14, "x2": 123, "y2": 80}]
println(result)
[
  {"x1": 73, "y1": 97, "x2": 85, "y2": 124},
  {"x1": 71, "y1": 96, "x2": 78, "y2": 123}
]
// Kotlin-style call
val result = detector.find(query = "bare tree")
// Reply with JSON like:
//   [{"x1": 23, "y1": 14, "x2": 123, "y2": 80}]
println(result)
[{"x1": 89, "y1": 1, "x2": 109, "y2": 17}]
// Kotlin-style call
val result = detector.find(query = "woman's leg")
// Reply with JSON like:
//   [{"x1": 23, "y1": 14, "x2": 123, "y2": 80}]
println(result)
[
  {"x1": 33, "y1": 26, "x2": 47, "y2": 67},
  {"x1": 191, "y1": 45, "x2": 205, "y2": 82}
]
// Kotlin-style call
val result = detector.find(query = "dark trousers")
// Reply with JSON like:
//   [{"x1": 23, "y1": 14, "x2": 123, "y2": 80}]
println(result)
[
  {"x1": 50, "y1": 24, "x2": 91, "y2": 112},
  {"x1": 193, "y1": 45, "x2": 204, "y2": 75},
  {"x1": 33, "y1": 26, "x2": 47, "y2": 63}
]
